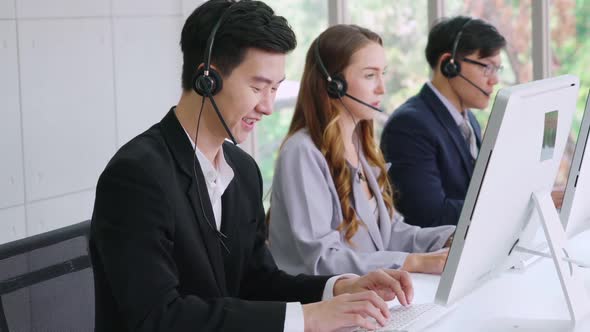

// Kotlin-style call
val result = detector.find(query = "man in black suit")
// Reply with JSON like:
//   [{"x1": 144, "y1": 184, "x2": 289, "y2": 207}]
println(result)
[
  {"x1": 380, "y1": 17, "x2": 506, "y2": 228},
  {"x1": 90, "y1": 1, "x2": 413, "y2": 331}
]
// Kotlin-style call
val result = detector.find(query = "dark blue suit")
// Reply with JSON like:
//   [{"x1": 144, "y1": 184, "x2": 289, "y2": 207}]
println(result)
[{"x1": 380, "y1": 84, "x2": 482, "y2": 228}]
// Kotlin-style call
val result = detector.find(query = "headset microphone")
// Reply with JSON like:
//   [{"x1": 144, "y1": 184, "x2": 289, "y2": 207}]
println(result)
[
  {"x1": 344, "y1": 92, "x2": 382, "y2": 112},
  {"x1": 458, "y1": 73, "x2": 490, "y2": 97},
  {"x1": 314, "y1": 37, "x2": 383, "y2": 113},
  {"x1": 205, "y1": 89, "x2": 238, "y2": 143}
]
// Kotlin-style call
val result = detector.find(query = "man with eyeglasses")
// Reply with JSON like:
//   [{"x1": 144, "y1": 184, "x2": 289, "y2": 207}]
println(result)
[{"x1": 380, "y1": 16, "x2": 506, "y2": 228}]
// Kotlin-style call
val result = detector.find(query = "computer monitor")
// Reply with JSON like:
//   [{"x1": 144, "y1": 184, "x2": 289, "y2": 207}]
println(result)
[
  {"x1": 435, "y1": 75, "x2": 583, "y2": 315},
  {"x1": 561, "y1": 91, "x2": 590, "y2": 238}
]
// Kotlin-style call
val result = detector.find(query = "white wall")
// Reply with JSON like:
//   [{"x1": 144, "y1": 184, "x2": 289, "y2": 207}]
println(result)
[{"x1": 0, "y1": 0, "x2": 210, "y2": 244}]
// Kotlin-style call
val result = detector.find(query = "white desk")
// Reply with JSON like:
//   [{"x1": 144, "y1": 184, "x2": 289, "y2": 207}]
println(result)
[{"x1": 409, "y1": 229, "x2": 590, "y2": 331}]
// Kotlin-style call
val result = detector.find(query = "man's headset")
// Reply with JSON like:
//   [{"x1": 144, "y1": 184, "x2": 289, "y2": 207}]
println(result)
[
  {"x1": 189, "y1": 3, "x2": 240, "y2": 254},
  {"x1": 440, "y1": 18, "x2": 490, "y2": 97},
  {"x1": 313, "y1": 36, "x2": 383, "y2": 112},
  {"x1": 192, "y1": 2, "x2": 238, "y2": 144}
]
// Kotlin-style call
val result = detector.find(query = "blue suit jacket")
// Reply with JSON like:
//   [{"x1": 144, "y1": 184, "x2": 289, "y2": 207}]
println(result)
[{"x1": 380, "y1": 84, "x2": 482, "y2": 228}]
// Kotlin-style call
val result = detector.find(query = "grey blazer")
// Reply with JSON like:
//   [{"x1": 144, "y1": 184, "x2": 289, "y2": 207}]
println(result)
[{"x1": 268, "y1": 129, "x2": 455, "y2": 275}]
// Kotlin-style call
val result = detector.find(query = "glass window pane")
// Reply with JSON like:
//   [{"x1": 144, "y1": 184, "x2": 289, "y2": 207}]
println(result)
[
  {"x1": 255, "y1": 0, "x2": 328, "y2": 206},
  {"x1": 550, "y1": 0, "x2": 590, "y2": 186},
  {"x1": 446, "y1": 0, "x2": 532, "y2": 129},
  {"x1": 348, "y1": 1, "x2": 430, "y2": 137}
]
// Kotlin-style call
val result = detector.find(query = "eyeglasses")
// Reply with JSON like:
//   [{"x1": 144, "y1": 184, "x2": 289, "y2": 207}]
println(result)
[{"x1": 461, "y1": 57, "x2": 504, "y2": 77}]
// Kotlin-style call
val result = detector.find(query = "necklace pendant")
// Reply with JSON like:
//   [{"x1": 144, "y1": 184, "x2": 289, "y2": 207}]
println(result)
[{"x1": 357, "y1": 171, "x2": 366, "y2": 182}]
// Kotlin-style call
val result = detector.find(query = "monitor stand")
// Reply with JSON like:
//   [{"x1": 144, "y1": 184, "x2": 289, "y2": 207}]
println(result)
[
  {"x1": 511, "y1": 205, "x2": 546, "y2": 270},
  {"x1": 515, "y1": 190, "x2": 590, "y2": 324}
]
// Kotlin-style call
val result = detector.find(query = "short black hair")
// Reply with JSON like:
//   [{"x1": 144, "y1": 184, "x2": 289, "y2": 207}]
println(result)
[
  {"x1": 180, "y1": 0, "x2": 297, "y2": 91},
  {"x1": 425, "y1": 16, "x2": 506, "y2": 69}
]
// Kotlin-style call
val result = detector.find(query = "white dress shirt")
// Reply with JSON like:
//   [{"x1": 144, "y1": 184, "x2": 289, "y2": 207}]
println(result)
[
  {"x1": 192, "y1": 141, "x2": 234, "y2": 230},
  {"x1": 182, "y1": 129, "x2": 351, "y2": 331}
]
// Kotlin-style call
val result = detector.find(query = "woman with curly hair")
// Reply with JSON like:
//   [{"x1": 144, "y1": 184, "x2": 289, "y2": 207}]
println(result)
[{"x1": 268, "y1": 24, "x2": 455, "y2": 276}]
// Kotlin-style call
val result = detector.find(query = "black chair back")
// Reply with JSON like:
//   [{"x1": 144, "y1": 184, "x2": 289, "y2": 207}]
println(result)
[{"x1": 0, "y1": 220, "x2": 93, "y2": 332}]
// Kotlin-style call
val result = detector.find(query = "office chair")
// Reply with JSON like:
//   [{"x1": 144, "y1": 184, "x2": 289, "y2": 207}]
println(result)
[{"x1": 0, "y1": 220, "x2": 93, "y2": 332}]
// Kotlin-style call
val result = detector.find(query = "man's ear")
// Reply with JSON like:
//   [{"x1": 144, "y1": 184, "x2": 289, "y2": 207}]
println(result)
[
  {"x1": 209, "y1": 64, "x2": 222, "y2": 77},
  {"x1": 195, "y1": 63, "x2": 223, "y2": 74},
  {"x1": 198, "y1": 63, "x2": 223, "y2": 78},
  {"x1": 438, "y1": 52, "x2": 453, "y2": 68}
]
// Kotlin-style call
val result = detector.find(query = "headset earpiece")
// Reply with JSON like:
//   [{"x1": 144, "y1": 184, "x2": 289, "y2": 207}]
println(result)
[
  {"x1": 193, "y1": 66, "x2": 223, "y2": 96},
  {"x1": 314, "y1": 38, "x2": 348, "y2": 99},
  {"x1": 326, "y1": 73, "x2": 347, "y2": 99},
  {"x1": 313, "y1": 34, "x2": 381, "y2": 112},
  {"x1": 441, "y1": 56, "x2": 461, "y2": 78}
]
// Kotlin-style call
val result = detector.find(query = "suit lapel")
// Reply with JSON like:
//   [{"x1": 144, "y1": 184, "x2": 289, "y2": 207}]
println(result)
[
  {"x1": 420, "y1": 84, "x2": 475, "y2": 177},
  {"x1": 159, "y1": 108, "x2": 227, "y2": 296},
  {"x1": 360, "y1": 156, "x2": 394, "y2": 247},
  {"x1": 186, "y1": 170, "x2": 228, "y2": 296},
  {"x1": 351, "y1": 157, "x2": 385, "y2": 251},
  {"x1": 468, "y1": 112, "x2": 483, "y2": 148}
]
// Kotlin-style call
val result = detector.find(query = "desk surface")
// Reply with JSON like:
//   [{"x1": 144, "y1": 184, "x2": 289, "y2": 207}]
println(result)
[{"x1": 409, "y1": 229, "x2": 590, "y2": 332}]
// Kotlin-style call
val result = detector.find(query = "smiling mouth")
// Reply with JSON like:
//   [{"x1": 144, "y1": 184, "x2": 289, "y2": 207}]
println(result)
[{"x1": 242, "y1": 117, "x2": 257, "y2": 125}]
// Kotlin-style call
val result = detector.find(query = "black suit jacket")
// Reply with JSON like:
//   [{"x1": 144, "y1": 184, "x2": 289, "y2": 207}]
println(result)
[
  {"x1": 90, "y1": 109, "x2": 330, "y2": 332},
  {"x1": 380, "y1": 84, "x2": 482, "y2": 228}
]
